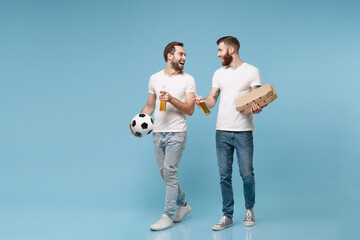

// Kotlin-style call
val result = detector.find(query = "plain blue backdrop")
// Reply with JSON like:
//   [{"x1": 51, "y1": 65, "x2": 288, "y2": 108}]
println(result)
[{"x1": 1, "y1": 0, "x2": 359, "y2": 239}]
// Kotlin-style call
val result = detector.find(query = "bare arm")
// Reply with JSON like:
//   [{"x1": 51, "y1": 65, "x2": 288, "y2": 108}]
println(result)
[
  {"x1": 195, "y1": 86, "x2": 262, "y2": 114},
  {"x1": 160, "y1": 91, "x2": 195, "y2": 116},
  {"x1": 141, "y1": 93, "x2": 156, "y2": 115},
  {"x1": 199, "y1": 87, "x2": 219, "y2": 109}
]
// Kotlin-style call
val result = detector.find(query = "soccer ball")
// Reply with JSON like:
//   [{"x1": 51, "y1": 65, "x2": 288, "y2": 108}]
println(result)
[{"x1": 130, "y1": 113, "x2": 154, "y2": 137}]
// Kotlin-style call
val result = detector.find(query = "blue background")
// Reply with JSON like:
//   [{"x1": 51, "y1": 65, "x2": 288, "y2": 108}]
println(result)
[{"x1": 1, "y1": 0, "x2": 359, "y2": 239}]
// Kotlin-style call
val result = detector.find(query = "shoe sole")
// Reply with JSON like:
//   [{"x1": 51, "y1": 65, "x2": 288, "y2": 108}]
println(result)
[
  {"x1": 212, "y1": 223, "x2": 233, "y2": 231},
  {"x1": 244, "y1": 221, "x2": 255, "y2": 227},
  {"x1": 173, "y1": 208, "x2": 192, "y2": 223},
  {"x1": 149, "y1": 224, "x2": 174, "y2": 231}
]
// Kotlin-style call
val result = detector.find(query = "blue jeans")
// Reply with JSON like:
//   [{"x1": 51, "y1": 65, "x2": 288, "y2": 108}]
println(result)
[
  {"x1": 216, "y1": 130, "x2": 255, "y2": 219},
  {"x1": 153, "y1": 132, "x2": 187, "y2": 217}
]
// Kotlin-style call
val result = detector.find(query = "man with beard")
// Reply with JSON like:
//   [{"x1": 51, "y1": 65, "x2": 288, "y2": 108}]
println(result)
[
  {"x1": 196, "y1": 36, "x2": 262, "y2": 230},
  {"x1": 130, "y1": 41, "x2": 195, "y2": 231}
]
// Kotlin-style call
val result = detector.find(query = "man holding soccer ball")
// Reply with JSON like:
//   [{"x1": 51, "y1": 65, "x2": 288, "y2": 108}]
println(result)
[{"x1": 130, "y1": 42, "x2": 196, "y2": 231}]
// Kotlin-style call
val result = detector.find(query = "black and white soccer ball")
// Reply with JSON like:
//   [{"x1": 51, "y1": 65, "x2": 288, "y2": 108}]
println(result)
[{"x1": 130, "y1": 113, "x2": 154, "y2": 137}]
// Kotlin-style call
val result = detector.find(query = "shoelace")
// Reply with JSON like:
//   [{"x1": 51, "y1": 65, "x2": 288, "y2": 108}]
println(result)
[
  {"x1": 218, "y1": 216, "x2": 227, "y2": 225},
  {"x1": 245, "y1": 210, "x2": 253, "y2": 221}
]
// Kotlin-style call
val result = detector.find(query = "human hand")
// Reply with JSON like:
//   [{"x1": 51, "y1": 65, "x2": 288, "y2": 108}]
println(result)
[
  {"x1": 194, "y1": 95, "x2": 204, "y2": 107},
  {"x1": 159, "y1": 91, "x2": 173, "y2": 103},
  {"x1": 129, "y1": 123, "x2": 141, "y2": 138},
  {"x1": 251, "y1": 102, "x2": 262, "y2": 114}
]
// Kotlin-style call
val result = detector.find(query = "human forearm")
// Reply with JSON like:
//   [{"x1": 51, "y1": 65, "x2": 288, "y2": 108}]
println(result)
[
  {"x1": 204, "y1": 97, "x2": 216, "y2": 109},
  {"x1": 169, "y1": 97, "x2": 195, "y2": 116},
  {"x1": 204, "y1": 87, "x2": 220, "y2": 108},
  {"x1": 141, "y1": 105, "x2": 154, "y2": 116},
  {"x1": 160, "y1": 91, "x2": 195, "y2": 116},
  {"x1": 141, "y1": 94, "x2": 156, "y2": 116}
]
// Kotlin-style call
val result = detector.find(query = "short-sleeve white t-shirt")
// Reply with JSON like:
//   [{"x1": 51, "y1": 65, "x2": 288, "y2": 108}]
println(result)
[
  {"x1": 212, "y1": 63, "x2": 261, "y2": 131},
  {"x1": 149, "y1": 70, "x2": 196, "y2": 132}
]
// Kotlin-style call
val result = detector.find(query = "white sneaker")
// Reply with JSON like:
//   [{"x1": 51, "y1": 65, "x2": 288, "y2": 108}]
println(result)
[
  {"x1": 150, "y1": 214, "x2": 174, "y2": 231},
  {"x1": 173, "y1": 202, "x2": 192, "y2": 223},
  {"x1": 244, "y1": 208, "x2": 255, "y2": 227}
]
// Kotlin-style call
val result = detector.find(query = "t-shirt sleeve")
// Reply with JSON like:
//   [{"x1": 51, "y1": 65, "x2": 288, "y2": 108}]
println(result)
[
  {"x1": 212, "y1": 71, "x2": 220, "y2": 88},
  {"x1": 250, "y1": 68, "x2": 262, "y2": 87},
  {"x1": 148, "y1": 76, "x2": 155, "y2": 94},
  {"x1": 186, "y1": 76, "x2": 197, "y2": 93}
]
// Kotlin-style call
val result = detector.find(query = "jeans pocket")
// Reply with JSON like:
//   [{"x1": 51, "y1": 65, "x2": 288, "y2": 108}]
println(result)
[
  {"x1": 171, "y1": 132, "x2": 186, "y2": 142},
  {"x1": 153, "y1": 132, "x2": 161, "y2": 143}
]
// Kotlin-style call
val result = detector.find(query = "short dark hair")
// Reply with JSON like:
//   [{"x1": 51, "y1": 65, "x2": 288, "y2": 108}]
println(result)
[
  {"x1": 163, "y1": 41, "x2": 184, "y2": 62},
  {"x1": 217, "y1": 36, "x2": 240, "y2": 53}
]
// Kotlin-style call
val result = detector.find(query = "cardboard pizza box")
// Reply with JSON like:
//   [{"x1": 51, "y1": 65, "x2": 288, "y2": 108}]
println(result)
[
  {"x1": 240, "y1": 86, "x2": 277, "y2": 114},
  {"x1": 235, "y1": 83, "x2": 274, "y2": 111}
]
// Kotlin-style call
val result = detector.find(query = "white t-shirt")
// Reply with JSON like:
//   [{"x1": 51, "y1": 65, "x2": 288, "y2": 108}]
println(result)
[
  {"x1": 212, "y1": 63, "x2": 261, "y2": 131},
  {"x1": 149, "y1": 70, "x2": 196, "y2": 132}
]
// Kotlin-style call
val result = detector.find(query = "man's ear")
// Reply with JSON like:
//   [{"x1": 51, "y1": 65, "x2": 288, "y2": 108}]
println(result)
[
  {"x1": 167, "y1": 53, "x2": 173, "y2": 61},
  {"x1": 229, "y1": 47, "x2": 235, "y2": 55}
]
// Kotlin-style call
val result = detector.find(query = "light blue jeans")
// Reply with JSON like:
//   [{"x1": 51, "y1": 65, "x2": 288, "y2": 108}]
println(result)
[
  {"x1": 153, "y1": 132, "x2": 187, "y2": 217},
  {"x1": 216, "y1": 130, "x2": 255, "y2": 219}
]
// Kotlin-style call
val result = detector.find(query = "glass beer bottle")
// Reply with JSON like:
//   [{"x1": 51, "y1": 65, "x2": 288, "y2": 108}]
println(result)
[
  {"x1": 160, "y1": 85, "x2": 166, "y2": 111},
  {"x1": 196, "y1": 94, "x2": 211, "y2": 115},
  {"x1": 199, "y1": 100, "x2": 211, "y2": 115}
]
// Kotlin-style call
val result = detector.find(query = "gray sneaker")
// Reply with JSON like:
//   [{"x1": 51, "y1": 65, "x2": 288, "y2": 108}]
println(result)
[
  {"x1": 212, "y1": 216, "x2": 233, "y2": 231},
  {"x1": 244, "y1": 208, "x2": 255, "y2": 227}
]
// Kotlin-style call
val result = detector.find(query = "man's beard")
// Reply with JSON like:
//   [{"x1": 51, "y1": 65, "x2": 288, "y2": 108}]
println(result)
[
  {"x1": 171, "y1": 59, "x2": 184, "y2": 71},
  {"x1": 222, "y1": 51, "x2": 233, "y2": 66}
]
